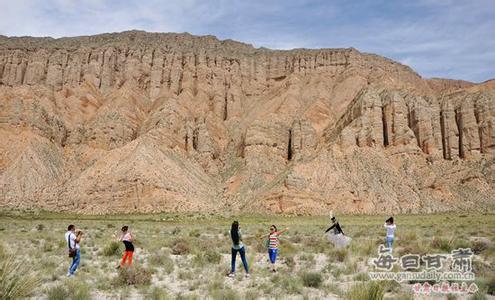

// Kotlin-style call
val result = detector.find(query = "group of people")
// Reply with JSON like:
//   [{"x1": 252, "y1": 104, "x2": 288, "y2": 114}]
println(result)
[
  {"x1": 226, "y1": 215, "x2": 396, "y2": 277},
  {"x1": 64, "y1": 215, "x2": 396, "y2": 278},
  {"x1": 227, "y1": 222, "x2": 289, "y2": 277},
  {"x1": 65, "y1": 224, "x2": 135, "y2": 277}
]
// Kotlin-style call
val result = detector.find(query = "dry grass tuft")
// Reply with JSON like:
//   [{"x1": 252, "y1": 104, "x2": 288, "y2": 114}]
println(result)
[
  {"x1": 345, "y1": 281, "x2": 385, "y2": 300},
  {"x1": 114, "y1": 266, "x2": 152, "y2": 286},
  {"x1": 0, "y1": 255, "x2": 40, "y2": 300},
  {"x1": 171, "y1": 238, "x2": 190, "y2": 255}
]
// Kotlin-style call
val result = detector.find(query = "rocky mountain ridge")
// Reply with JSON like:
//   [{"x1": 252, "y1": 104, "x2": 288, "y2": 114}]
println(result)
[{"x1": 0, "y1": 31, "x2": 493, "y2": 214}]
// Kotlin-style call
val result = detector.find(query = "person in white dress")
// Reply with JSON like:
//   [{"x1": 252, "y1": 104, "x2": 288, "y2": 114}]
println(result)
[{"x1": 325, "y1": 216, "x2": 351, "y2": 249}]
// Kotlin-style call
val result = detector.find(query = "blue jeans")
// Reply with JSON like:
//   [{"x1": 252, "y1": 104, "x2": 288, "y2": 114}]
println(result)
[
  {"x1": 386, "y1": 236, "x2": 394, "y2": 251},
  {"x1": 69, "y1": 249, "x2": 80, "y2": 275},
  {"x1": 268, "y1": 248, "x2": 278, "y2": 264},
  {"x1": 231, "y1": 247, "x2": 249, "y2": 273}
]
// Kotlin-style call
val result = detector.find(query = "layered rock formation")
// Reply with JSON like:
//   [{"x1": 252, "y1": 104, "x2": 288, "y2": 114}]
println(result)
[{"x1": 0, "y1": 31, "x2": 494, "y2": 214}]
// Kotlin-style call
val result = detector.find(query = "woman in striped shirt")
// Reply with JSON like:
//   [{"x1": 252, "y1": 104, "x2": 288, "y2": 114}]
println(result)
[{"x1": 267, "y1": 225, "x2": 288, "y2": 272}]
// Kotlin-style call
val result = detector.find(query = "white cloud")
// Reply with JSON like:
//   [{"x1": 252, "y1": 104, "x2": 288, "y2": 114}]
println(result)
[{"x1": 0, "y1": 0, "x2": 493, "y2": 82}]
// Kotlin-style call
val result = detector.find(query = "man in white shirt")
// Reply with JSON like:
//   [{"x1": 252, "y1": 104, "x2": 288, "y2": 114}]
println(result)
[
  {"x1": 65, "y1": 224, "x2": 83, "y2": 277},
  {"x1": 384, "y1": 217, "x2": 396, "y2": 253}
]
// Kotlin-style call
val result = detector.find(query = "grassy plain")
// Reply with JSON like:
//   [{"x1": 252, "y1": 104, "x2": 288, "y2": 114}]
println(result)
[{"x1": 0, "y1": 211, "x2": 494, "y2": 299}]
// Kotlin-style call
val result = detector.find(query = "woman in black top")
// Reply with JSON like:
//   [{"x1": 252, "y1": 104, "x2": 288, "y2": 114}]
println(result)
[
  {"x1": 325, "y1": 216, "x2": 351, "y2": 248},
  {"x1": 118, "y1": 225, "x2": 134, "y2": 268},
  {"x1": 325, "y1": 217, "x2": 345, "y2": 235},
  {"x1": 228, "y1": 221, "x2": 249, "y2": 278}
]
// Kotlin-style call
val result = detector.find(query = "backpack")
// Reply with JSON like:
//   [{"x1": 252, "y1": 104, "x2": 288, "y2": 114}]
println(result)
[{"x1": 68, "y1": 233, "x2": 77, "y2": 258}]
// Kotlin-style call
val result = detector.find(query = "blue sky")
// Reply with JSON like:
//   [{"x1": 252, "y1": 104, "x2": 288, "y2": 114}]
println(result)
[{"x1": 1, "y1": 0, "x2": 494, "y2": 82}]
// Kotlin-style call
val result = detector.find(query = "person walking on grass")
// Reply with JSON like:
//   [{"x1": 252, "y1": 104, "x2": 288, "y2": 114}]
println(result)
[
  {"x1": 117, "y1": 225, "x2": 134, "y2": 268},
  {"x1": 228, "y1": 221, "x2": 249, "y2": 278},
  {"x1": 267, "y1": 225, "x2": 288, "y2": 272},
  {"x1": 65, "y1": 224, "x2": 83, "y2": 277},
  {"x1": 384, "y1": 217, "x2": 396, "y2": 253},
  {"x1": 325, "y1": 215, "x2": 351, "y2": 249}
]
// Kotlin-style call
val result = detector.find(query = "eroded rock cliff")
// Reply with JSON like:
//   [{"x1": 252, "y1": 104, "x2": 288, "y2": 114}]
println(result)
[{"x1": 0, "y1": 31, "x2": 493, "y2": 214}]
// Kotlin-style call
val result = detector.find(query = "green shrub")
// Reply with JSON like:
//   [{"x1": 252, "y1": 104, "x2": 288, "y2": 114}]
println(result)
[
  {"x1": 149, "y1": 251, "x2": 174, "y2": 274},
  {"x1": 330, "y1": 266, "x2": 343, "y2": 280},
  {"x1": 343, "y1": 259, "x2": 358, "y2": 274},
  {"x1": 204, "y1": 249, "x2": 221, "y2": 264},
  {"x1": 209, "y1": 287, "x2": 238, "y2": 300},
  {"x1": 487, "y1": 276, "x2": 495, "y2": 295},
  {"x1": 280, "y1": 240, "x2": 297, "y2": 256},
  {"x1": 189, "y1": 229, "x2": 201, "y2": 238},
  {"x1": 114, "y1": 266, "x2": 152, "y2": 286},
  {"x1": 251, "y1": 236, "x2": 268, "y2": 253},
  {"x1": 149, "y1": 287, "x2": 170, "y2": 300},
  {"x1": 64, "y1": 281, "x2": 91, "y2": 300},
  {"x1": 207, "y1": 278, "x2": 224, "y2": 291},
  {"x1": 260, "y1": 282, "x2": 275, "y2": 295},
  {"x1": 324, "y1": 283, "x2": 343, "y2": 296},
  {"x1": 394, "y1": 291, "x2": 413, "y2": 300},
  {"x1": 299, "y1": 253, "x2": 315, "y2": 262},
  {"x1": 303, "y1": 237, "x2": 326, "y2": 253},
  {"x1": 430, "y1": 237, "x2": 452, "y2": 252},
  {"x1": 244, "y1": 289, "x2": 260, "y2": 300},
  {"x1": 284, "y1": 255, "x2": 296, "y2": 271},
  {"x1": 149, "y1": 252, "x2": 165, "y2": 265},
  {"x1": 381, "y1": 280, "x2": 401, "y2": 293},
  {"x1": 353, "y1": 272, "x2": 370, "y2": 281},
  {"x1": 402, "y1": 231, "x2": 418, "y2": 241},
  {"x1": 178, "y1": 270, "x2": 194, "y2": 281},
  {"x1": 0, "y1": 255, "x2": 39, "y2": 300},
  {"x1": 300, "y1": 272, "x2": 322, "y2": 288},
  {"x1": 290, "y1": 234, "x2": 302, "y2": 243},
  {"x1": 328, "y1": 248, "x2": 348, "y2": 262},
  {"x1": 279, "y1": 276, "x2": 303, "y2": 294},
  {"x1": 453, "y1": 238, "x2": 470, "y2": 249},
  {"x1": 43, "y1": 241, "x2": 54, "y2": 253},
  {"x1": 45, "y1": 284, "x2": 69, "y2": 300},
  {"x1": 350, "y1": 239, "x2": 375, "y2": 257},
  {"x1": 171, "y1": 239, "x2": 190, "y2": 255},
  {"x1": 472, "y1": 239, "x2": 490, "y2": 254},
  {"x1": 398, "y1": 240, "x2": 429, "y2": 257},
  {"x1": 471, "y1": 291, "x2": 487, "y2": 300},
  {"x1": 345, "y1": 281, "x2": 385, "y2": 300},
  {"x1": 194, "y1": 250, "x2": 221, "y2": 267},
  {"x1": 102, "y1": 241, "x2": 121, "y2": 256}
]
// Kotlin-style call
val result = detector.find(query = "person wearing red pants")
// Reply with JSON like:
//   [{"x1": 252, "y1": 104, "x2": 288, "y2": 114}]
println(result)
[{"x1": 117, "y1": 225, "x2": 134, "y2": 268}]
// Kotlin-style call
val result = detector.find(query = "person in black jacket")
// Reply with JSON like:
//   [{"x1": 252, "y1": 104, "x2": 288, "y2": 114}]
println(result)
[
  {"x1": 325, "y1": 216, "x2": 345, "y2": 235},
  {"x1": 325, "y1": 216, "x2": 351, "y2": 248}
]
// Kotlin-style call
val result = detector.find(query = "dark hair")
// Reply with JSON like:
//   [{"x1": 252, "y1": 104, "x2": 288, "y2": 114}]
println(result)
[
  {"x1": 270, "y1": 225, "x2": 277, "y2": 231},
  {"x1": 122, "y1": 225, "x2": 129, "y2": 232},
  {"x1": 68, "y1": 224, "x2": 75, "y2": 231},
  {"x1": 386, "y1": 217, "x2": 394, "y2": 224},
  {"x1": 231, "y1": 221, "x2": 240, "y2": 245},
  {"x1": 331, "y1": 217, "x2": 336, "y2": 222}
]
